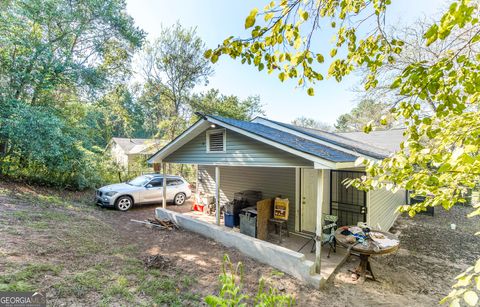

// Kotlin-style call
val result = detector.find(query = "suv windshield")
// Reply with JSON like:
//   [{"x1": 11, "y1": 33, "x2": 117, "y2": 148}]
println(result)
[{"x1": 127, "y1": 175, "x2": 151, "y2": 187}]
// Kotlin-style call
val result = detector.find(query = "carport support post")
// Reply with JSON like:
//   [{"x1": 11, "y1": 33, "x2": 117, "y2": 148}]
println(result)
[
  {"x1": 215, "y1": 166, "x2": 220, "y2": 225},
  {"x1": 315, "y1": 169, "x2": 324, "y2": 274},
  {"x1": 162, "y1": 162, "x2": 167, "y2": 209}
]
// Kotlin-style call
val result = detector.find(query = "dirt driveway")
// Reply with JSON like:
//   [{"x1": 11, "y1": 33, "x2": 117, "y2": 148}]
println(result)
[{"x1": 1, "y1": 181, "x2": 478, "y2": 306}]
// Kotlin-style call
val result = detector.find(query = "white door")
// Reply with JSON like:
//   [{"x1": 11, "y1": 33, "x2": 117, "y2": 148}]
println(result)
[{"x1": 301, "y1": 169, "x2": 317, "y2": 233}]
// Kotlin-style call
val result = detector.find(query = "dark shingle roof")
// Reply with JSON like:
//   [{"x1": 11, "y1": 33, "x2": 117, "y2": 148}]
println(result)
[
  {"x1": 208, "y1": 115, "x2": 358, "y2": 163},
  {"x1": 263, "y1": 119, "x2": 392, "y2": 159}
]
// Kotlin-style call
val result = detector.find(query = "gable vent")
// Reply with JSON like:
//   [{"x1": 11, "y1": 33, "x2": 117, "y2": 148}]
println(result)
[{"x1": 207, "y1": 130, "x2": 225, "y2": 152}]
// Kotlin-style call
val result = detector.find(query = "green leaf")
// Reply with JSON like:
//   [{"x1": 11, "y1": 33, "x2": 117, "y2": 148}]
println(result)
[
  {"x1": 301, "y1": 11, "x2": 309, "y2": 21},
  {"x1": 316, "y1": 54, "x2": 324, "y2": 63},
  {"x1": 245, "y1": 8, "x2": 258, "y2": 29},
  {"x1": 463, "y1": 291, "x2": 478, "y2": 306},
  {"x1": 307, "y1": 87, "x2": 314, "y2": 96}
]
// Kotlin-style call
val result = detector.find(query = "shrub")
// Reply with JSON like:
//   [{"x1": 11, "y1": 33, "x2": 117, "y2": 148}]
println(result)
[{"x1": 205, "y1": 255, "x2": 295, "y2": 307}]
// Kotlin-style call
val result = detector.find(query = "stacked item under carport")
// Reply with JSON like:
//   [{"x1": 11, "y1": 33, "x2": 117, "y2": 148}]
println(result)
[{"x1": 224, "y1": 190, "x2": 262, "y2": 230}]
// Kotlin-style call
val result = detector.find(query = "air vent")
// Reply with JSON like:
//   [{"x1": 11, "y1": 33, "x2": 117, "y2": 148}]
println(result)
[{"x1": 207, "y1": 130, "x2": 225, "y2": 152}]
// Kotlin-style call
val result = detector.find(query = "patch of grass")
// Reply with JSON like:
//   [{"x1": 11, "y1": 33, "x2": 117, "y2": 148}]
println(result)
[
  {"x1": 6, "y1": 185, "x2": 94, "y2": 213},
  {"x1": 55, "y1": 265, "x2": 108, "y2": 298},
  {"x1": 102, "y1": 276, "x2": 134, "y2": 302},
  {"x1": 138, "y1": 274, "x2": 199, "y2": 306},
  {"x1": 7, "y1": 209, "x2": 72, "y2": 228},
  {"x1": 0, "y1": 263, "x2": 62, "y2": 291},
  {"x1": 0, "y1": 182, "x2": 200, "y2": 305},
  {"x1": 0, "y1": 187, "x2": 10, "y2": 196}
]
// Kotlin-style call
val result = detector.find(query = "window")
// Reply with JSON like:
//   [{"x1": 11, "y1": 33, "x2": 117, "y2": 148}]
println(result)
[
  {"x1": 148, "y1": 178, "x2": 163, "y2": 188},
  {"x1": 167, "y1": 178, "x2": 183, "y2": 186},
  {"x1": 206, "y1": 129, "x2": 226, "y2": 152}
]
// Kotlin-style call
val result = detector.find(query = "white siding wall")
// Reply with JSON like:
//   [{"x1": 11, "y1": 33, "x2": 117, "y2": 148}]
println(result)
[
  {"x1": 198, "y1": 165, "x2": 297, "y2": 231},
  {"x1": 367, "y1": 188, "x2": 406, "y2": 231}
]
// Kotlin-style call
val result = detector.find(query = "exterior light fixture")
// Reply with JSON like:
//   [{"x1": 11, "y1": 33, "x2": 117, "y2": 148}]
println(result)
[{"x1": 210, "y1": 124, "x2": 216, "y2": 128}]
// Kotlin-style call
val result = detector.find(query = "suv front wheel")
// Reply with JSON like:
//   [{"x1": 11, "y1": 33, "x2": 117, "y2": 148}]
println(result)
[{"x1": 115, "y1": 196, "x2": 133, "y2": 211}]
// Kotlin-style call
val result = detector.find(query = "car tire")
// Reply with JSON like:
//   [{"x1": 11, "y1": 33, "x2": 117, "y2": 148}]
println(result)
[
  {"x1": 115, "y1": 196, "x2": 133, "y2": 211},
  {"x1": 174, "y1": 193, "x2": 186, "y2": 206}
]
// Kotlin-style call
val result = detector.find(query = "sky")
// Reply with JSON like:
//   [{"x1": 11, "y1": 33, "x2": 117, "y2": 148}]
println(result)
[{"x1": 126, "y1": 0, "x2": 448, "y2": 125}]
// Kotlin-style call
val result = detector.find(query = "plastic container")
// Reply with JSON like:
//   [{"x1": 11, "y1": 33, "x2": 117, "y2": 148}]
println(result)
[{"x1": 224, "y1": 212, "x2": 239, "y2": 228}]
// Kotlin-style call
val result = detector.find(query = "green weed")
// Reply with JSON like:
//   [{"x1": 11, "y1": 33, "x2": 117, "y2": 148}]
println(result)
[{"x1": 0, "y1": 263, "x2": 62, "y2": 291}]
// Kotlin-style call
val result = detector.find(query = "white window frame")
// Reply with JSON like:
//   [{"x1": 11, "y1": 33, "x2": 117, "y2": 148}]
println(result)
[{"x1": 206, "y1": 128, "x2": 226, "y2": 153}]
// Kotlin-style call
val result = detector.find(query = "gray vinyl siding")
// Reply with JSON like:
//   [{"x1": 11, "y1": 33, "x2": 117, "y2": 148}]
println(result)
[
  {"x1": 367, "y1": 188, "x2": 406, "y2": 231},
  {"x1": 164, "y1": 128, "x2": 313, "y2": 167},
  {"x1": 198, "y1": 166, "x2": 297, "y2": 231}
]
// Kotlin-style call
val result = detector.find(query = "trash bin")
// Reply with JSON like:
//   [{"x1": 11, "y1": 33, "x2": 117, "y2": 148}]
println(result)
[
  {"x1": 224, "y1": 212, "x2": 239, "y2": 228},
  {"x1": 240, "y1": 208, "x2": 257, "y2": 237}
]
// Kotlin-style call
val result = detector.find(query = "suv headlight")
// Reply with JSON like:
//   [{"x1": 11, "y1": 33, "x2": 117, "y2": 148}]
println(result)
[{"x1": 105, "y1": 191, "x2": 118, "y2": 197}]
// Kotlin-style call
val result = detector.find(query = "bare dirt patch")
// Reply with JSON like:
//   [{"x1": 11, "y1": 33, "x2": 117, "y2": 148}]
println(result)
[{"x1": 1, "y1": 180, "x2": 478, "y2": 306}]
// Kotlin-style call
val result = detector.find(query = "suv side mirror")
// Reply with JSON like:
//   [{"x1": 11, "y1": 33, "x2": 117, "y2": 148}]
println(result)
[{"x1": 146, "y1": 184, "x2": 153, "y2": 188}]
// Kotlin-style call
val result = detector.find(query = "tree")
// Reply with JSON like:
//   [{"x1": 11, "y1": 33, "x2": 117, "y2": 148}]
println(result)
[
  {"x1": 190, "y1": 89, "x2": 264, "y2": 121},
  {"x1": 91, "y1": 85, "x2": 148, "y2": 146},
  {"x1": 356, "y1": 17, "x2": 480, "y2": 116},
  {"x1": 0, "y1": 0, "x2": 144, "y2": 104},
  {"x1": 139, "y1": 23, "x2": 213, "y2": 139},
  {"x1": 0, "y1": 0, "x2": 144, "y2": 189},
  {"x1": 334, "y1": 100, "x2": 393, "y2": 132},
  {"x1": 207, "y1": 1, "x2": 480, "y2": 305},
  {"x1": 291, "y1": 116, "x2": 332, "y2": 131}
]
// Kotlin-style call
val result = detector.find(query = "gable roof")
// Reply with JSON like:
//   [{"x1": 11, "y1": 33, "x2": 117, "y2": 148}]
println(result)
[
  {"x1": 208, "y1": 115, "x2": 358, "y2": 163},
  {"x1": 111, "y1": 138, "x2": 165, "y2": 155},
  {"x1": 254, "y1": 118, "x2": 392, "y2": 159},
  {"x1": 148, "y1": 114, "x2": 403, "y2": 168}
]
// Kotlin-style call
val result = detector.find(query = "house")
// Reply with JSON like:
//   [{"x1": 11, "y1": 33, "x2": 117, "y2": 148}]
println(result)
[
  {"x1": 108, "y1": 137, "x2": 165, "y2": 173},
  {"x1": 148, "y1": 114, "x2": 406, "y2": 287}
]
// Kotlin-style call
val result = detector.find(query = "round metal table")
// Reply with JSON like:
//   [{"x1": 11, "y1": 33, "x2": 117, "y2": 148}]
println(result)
[{"x1": 335, "y1": 226, "x2": 399, "y2": 282}]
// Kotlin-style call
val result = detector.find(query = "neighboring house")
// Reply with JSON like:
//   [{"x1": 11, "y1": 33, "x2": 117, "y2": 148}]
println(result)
[
  {"x1": 336, "y1": 128, "x2": 405, "y2": 153},
  {"x1": 148, "y1": 114, "x2": 406, "y2": 287},
  {"x1": 108, "y1": 138, "x2": 165, "y2": 173}
]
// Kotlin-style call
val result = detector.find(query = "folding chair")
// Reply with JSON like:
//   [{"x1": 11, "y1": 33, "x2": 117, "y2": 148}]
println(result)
[
  {"x1": 297, "y1": 214, "x2": 338, "y2": 258},
  {"x1": 319, "y1": 214, "x2": 338, "y2": 258}
]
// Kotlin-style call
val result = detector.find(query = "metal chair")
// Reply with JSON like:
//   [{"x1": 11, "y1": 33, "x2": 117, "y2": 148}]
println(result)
[
  {"x1": 297, "y1": 214, "x2": 338, "y2": 258},
  {"x1": 320, "y1": 214, "x2": 338, "y2": 258}
]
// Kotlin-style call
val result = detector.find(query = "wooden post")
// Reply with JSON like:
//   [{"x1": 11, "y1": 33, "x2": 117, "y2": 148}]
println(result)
[
  {"x1": 162, "y1": 162, "x2": 167, "y2": 209},
  {"x1": 315, "y1": 169, "x2": 324, "y2": 274},
  {"x1": 215, "y1": 166, "x2": 220, "y2": 225}
]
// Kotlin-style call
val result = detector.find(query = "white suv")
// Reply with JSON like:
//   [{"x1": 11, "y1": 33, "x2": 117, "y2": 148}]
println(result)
[{"x1": 95, "y1": 174, "x2": 192, "y2": 211}]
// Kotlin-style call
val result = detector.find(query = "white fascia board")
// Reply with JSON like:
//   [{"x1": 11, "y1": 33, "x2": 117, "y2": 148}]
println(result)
[
  {"x1": 147, "y1": 120, "x2": 210, "y2": 163},
  {"x1": 335, "y1": 162, "x2": 360, "y2": 169},
  {"x1": 253, "y1": 117, "x2": 380, "y2": 162},
  {"x1": 207, "y1": 116, "x2": 336, "y2": 169}
]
